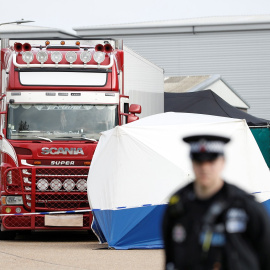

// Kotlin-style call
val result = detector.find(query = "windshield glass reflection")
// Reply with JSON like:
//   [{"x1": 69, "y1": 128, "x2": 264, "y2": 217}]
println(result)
[{"x1": 7, "y1": 104, "x2": 118, "y2": 141}]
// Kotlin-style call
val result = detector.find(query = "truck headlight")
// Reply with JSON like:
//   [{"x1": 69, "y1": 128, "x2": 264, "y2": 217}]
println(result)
[
  {"x1": 93, "y1": 51, "x2": 105, "y2": 64},
  {"x1": 2, "y1": 196, "x2": 23, "y2": 205},
  {"x1": 37, "y1": 179, "x2": 49, "y2": 191},
  {"x1": 37, "y1": 51, "x2": 48, "y2": 63},
  {"x1": 22, "y1": 51, "x2": 34, "y2": 64},
  {"x1": 80, "y1": 51, "x2": 91, "y2": 63},
  {"x1": 7, "y1": 171, "x2": 12, "y2": 184},
  {"x1": 51, "y1": 51, "x2": 63, "y2": 63},
  {"x1": 50, "y1": 179, "x2": 62, "y2": 192},
  {"x1": 76, "y1": 179, "x2": 87, "y2": 192},
  {"x1": 65, "y1": 51, "x2": 77, "y2": 63},
  {"x1": 63, "y1": 179, "x2": 75, "y2": 192},
  {"x1": 22, "y1": 169, "x2": 31, "y2": 175}
]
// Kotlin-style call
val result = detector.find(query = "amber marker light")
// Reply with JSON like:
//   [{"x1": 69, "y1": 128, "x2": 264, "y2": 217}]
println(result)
[
  {"x1": 61, "y1": 41, "x2": 65, "y2": 45},
  {"x1": 84, "y1": 161, "x2": 91, "y2": 166},
  {"x1": 34, "y1": 161, "x2": 41, "y2": 165},
  {"x1": 45, "y1": 40, "x2": 50, "y2": 46},
  {"x1": 76, "y1": 41, "x2": 80, "y2": 46},
  {"x1": 1, "y1": 196, "x2": 6, "y2": 205},
  {"x1": 5, "y1": 207, "x2": 11, "y2": 213}
]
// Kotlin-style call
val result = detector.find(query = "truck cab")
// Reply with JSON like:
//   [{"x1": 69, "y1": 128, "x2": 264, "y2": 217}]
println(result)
[{"x1": 0, "y1": 38, "x2": 141, "y2": 239}]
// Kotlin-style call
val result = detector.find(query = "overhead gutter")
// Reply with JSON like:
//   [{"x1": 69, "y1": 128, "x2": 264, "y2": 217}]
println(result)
[
  {"x1": 0, "y1": 27, "x2": 79, "y2": 39},
  {"x1": 74, "y1": 18, "x2": 270, "y2": 36}
]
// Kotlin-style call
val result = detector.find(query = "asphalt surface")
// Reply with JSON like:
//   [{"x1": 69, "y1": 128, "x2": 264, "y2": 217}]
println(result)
[{"x1": 0, "y1": 231, "x2": 164, "y2": 270}]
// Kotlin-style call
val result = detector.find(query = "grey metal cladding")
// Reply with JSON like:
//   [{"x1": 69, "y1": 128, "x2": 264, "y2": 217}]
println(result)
[{"x1": 113, "y1": 31, "x2": 270, "y2": 119}]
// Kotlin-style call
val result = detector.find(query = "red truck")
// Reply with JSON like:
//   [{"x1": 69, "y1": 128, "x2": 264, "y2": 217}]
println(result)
[{"x1": 0, "y1": 38, "x2": 165, "y2": 239}]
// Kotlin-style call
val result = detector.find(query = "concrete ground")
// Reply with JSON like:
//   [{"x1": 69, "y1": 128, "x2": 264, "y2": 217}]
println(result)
[{"x1": 0, "y1": 231, "x2": 165, "y2": 270}]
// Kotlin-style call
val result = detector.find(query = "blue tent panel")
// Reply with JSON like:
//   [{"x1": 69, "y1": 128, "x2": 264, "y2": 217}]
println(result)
[
  {"x1": 92, "y1": 204, "x2": 167, "y2": 249},
  {"x1": 262, "y1": 200, "x2": 270, "y2": 216},
  {"x1": 91, "y1": 215, "x2": 106, "y2": 243},
  {"x1": 92, "y1": 201, "x2": 270, "y2": 249}
]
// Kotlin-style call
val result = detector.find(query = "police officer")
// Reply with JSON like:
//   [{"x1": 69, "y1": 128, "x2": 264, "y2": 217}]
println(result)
[{"x1": 162, "y1": 134, "x2": 270, "y2": 270}]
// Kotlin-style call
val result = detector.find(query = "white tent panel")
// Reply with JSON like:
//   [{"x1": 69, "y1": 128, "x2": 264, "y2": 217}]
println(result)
[{"x1": 88, "y1": 112, "x2": 270, "y2": 210}]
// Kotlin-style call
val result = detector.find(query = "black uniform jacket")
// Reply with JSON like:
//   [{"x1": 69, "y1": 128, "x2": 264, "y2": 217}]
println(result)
[{"x1": 162, "y1": 181, "x2": 270, "y2": 270}]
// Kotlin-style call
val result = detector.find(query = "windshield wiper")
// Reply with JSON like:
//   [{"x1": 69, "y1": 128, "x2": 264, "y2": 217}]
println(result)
[
  {"x1": 81, "y1": 137, "x2": 97, "y2": 142},
  {"x1": 34, "y1": 136, "x2": 53, "y2": 142},
  {"x1": 56, "y1": 135, "x2": 97, "y2": 142},
  {"x1": 56, "y1": 136, "x2": 74, "y2": 139},
  {"x1": 81, "y1": 134, "x2": 97, "y2": 142}
]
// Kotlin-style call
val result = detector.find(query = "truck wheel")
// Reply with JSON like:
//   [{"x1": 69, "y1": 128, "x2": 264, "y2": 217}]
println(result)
[
  {"x1": 0, "y1": 230, "x2": 16, "y2": 240},
  {"x1": 87, "y1": 230, "x2": 97, "y2": 240}
]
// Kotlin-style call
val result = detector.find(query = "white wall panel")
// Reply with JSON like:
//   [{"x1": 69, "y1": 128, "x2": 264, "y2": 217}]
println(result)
[
  {"x1": 207, "y1": 80, "x2": 249, "y2": 109},
  {"x1": 124, "y1": 45, "x2": 164, "y2": 118}
]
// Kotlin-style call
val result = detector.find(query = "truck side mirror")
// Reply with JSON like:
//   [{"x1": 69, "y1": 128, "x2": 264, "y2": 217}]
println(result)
[
  {"x1": 127, "y1": 104, "x2": 141, "y2": 123},
  {"x1": 129, "y1": 104, "x2": 141, "y2": 114},
  {"x1": 127, "y1": 114, "x2": 139, "y2": 123}
]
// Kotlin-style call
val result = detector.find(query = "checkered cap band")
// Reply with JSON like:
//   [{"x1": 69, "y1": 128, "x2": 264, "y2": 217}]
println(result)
[{"x1": 190, "y1": 140, "x2": 225, "y2": 154}]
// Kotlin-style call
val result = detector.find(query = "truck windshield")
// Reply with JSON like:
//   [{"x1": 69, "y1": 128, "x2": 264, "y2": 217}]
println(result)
[{"x1": 7, "y1": 104, "x2": 118, "y2": 141}]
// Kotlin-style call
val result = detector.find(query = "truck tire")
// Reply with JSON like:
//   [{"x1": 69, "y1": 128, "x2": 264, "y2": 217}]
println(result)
[
  {"x1": 87, "y1": 230, "x2": 97, "y2": 240},
  {"x1": 0, "y1": 230, "x2": 16, "y2": 240}
]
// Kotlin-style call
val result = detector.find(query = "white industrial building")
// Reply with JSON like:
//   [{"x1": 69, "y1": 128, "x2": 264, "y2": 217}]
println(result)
[
  {"x1": 74, "y1": 15, "x2": 270, "y2": 120},
  {"x1": 0, "y1": 23, "x2": 77, "y2": 39}
]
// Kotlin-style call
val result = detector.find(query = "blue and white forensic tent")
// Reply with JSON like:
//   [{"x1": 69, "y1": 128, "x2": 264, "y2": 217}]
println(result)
[{"x1": 87, "y1": 112, "x2": 270, "y2": 249}]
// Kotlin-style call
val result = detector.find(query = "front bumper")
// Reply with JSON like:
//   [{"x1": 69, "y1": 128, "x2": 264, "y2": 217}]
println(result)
[
  {"x1": 2, "y1": 166, "x2": 92, "y2": 231},
  {"x1": 2, "y1": 212, "x2": 92, "y2": 230}
]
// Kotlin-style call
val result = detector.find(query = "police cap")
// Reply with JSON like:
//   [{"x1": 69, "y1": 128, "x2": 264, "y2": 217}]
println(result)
[{"x1": 183, "y1": 134, "x2": 230, "y2": 162}]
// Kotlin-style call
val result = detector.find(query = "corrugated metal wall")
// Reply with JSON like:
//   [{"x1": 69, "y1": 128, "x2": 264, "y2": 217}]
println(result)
[{"x1": 102, "y1": 30, "x2": 270, "y2": 119}]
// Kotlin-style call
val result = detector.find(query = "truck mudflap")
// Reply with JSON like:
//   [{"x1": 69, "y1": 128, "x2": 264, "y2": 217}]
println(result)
[{"x1": 1, "y1": 166, "x2": 92, "y2": 230}]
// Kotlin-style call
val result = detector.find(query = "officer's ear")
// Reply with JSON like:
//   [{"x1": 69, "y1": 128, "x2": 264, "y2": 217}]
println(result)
[{"x1": 219, "y1": 155, "x2": 226, "y2": 163}]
